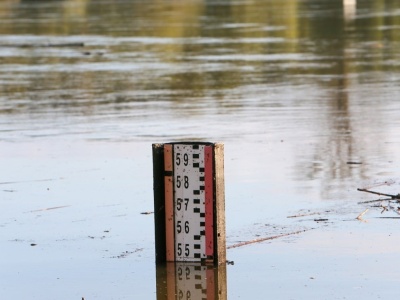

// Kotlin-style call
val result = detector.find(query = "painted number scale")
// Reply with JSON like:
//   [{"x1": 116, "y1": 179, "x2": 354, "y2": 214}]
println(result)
[{"x1": 164, "y1": 144, "x2": 214, "y2": 263}]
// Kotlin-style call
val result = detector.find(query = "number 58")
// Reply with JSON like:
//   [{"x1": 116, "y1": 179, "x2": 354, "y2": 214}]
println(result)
[{"x1": 176, "y1": 175, "x2": 189, "y2": 189}]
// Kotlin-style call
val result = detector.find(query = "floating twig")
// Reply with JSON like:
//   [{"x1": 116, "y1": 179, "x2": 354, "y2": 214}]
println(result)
[
  {"x1": 28, "y1": 205, "x2": 71, "y2": 213},
  {"x1": 227, "y1": 229, "x2": 312, "y2": 249},
  {"x1": 287, "y1": 212, "x2": 321, "y2": 218},
  {"x1": 0, "y1": 178, "x2": 59, "y2": 185},
  {"x1": 356, "y1": 208, "x2": 369, "y2": 221},
  {"x1": 358, "y1": 198, "x2": 390, "y2": 204}
]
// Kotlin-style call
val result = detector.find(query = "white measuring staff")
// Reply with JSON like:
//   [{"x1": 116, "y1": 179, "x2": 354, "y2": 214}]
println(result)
[{"x1": 173, "y1": 144, "x2": 206, "y2": 262}]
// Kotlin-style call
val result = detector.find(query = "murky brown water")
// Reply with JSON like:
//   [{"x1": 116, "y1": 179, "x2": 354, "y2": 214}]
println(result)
[{"x1": 1, "y1": 0, "x2": 400, "y2": 299}]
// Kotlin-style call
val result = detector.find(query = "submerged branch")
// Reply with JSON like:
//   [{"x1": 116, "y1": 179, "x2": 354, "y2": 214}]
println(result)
[{"x1": 357, "y1": 188, "x2": 400, "y2": 200}]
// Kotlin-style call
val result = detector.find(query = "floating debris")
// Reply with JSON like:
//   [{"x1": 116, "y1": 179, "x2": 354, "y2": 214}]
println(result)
[
  {"x1": 111, "y1": 248, "x2": 144, "y2": 259},
  {"x1": 357, "y1": 188, "x2": 400, "y2": 200},
  {"x1": 314, "y1": 218, "x2": 329, "y2": 222},
  {"x1": 88, "y1": 236, "x2": 106, "y2": 240},
  {"x1": 28, "y1": 205, "x2": 71, "y2": 213},
  {"x1": 357, "y1": 181, "x2": 400, "y2": 218},
  {"x1": 140, "y1": 211, "x2": 154, "y2": 215},
  {"x1": 287, "y1": 211, "x2": 321, "y2": 218},
  {"x1": 227, "y1": 229, "x2": 313, "y2": 249},
  {"x1": 356, "y1": 209, "x2": 369, "y2": 221}
]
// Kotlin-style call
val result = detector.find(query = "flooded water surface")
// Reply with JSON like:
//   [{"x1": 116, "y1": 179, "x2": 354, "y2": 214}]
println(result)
[{"x1": 1, "y1": 0, "x2": 400, "y2": 299}]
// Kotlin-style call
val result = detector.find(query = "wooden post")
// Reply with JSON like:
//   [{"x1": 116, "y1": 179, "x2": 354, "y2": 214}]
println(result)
[
  {"x1": 214, "y1": 143, "x2": 226, "y2": 264},
  {"x1": 153, "y1": 143, "x2": 167, "y2": 264},
  {"x1": 152, "y1": 142, "x2": 226, "y2": 265}
]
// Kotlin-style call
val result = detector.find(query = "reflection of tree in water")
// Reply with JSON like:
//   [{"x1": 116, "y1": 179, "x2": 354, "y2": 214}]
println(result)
[
  {"x1": 1, "y1": 0, "x2": 399, "y2": 134},
  {"x1": 294, "y1": 0, "x2": 400, "y2": 199},
  {"x1": 301, "y1": 1, "x2": 362, "y2": 195}
]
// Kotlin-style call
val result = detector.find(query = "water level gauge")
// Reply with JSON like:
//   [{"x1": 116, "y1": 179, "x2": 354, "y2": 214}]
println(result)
[{"x1": 152, "y1": 142, "x2": 226, "y2": 265}]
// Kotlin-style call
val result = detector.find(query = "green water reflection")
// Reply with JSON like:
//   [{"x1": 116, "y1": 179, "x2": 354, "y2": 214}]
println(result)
[{"x1": 1, "y1": 0, "x2": 399, "y2": 112}]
